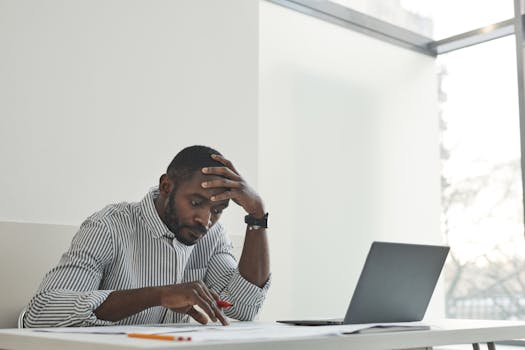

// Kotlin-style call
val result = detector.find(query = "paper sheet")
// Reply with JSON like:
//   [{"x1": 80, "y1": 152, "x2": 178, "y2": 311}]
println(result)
[
  {"x1": 32, "y1": 321, "x2": 268, "y2": 335},
  {"x1": 33, "y1": 324, "x2": 205, "y2": 335},
  {"x1": 32, "y1": 321, "x2": 431, "y2": 342},
  {"x1": 157, "y1": 322, "x2": 430, "y2": 342}
]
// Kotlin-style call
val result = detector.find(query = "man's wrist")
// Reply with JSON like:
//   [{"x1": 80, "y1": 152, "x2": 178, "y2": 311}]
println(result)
[
  {"x1": 245, "y1": 212, "x2": 268, "y2": 230},
  {"x1": 249, "y1": 209, "x2": 266, "y2": 219},
  {"x1": 248, "y1": 199, "x2": 266, "y2": 219},
  {"x1": 153, "y1": 286, "x2": 168, "y2": 308}
]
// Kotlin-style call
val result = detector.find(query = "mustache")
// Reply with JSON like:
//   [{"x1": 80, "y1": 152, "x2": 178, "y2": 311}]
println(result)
[{"x1": 179, "y1": 224, "x2": 208, "y2": 235}]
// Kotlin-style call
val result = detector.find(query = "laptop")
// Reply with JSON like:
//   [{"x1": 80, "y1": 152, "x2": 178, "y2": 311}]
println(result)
[{"x1": 277, "y1": 241, "x2": 449, "y2": 325}]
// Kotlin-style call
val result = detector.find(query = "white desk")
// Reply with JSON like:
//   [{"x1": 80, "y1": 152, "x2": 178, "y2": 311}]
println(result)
[{"x1": 1, "y1": 319, "x2": 525, "y2": 350}]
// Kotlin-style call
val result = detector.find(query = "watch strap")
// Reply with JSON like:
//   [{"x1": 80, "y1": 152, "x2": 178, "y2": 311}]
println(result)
[{"x1": 244, "y1": 212, "x2": 268, "y2": 229}]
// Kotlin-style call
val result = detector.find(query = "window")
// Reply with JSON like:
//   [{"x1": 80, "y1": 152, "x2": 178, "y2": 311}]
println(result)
[{"x1": 439, "y1": 35, "x2": 525, "y2": 319}]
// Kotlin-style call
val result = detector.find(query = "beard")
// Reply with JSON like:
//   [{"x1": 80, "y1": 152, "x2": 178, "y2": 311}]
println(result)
[
  {"x1": 165, "y1": 190, "x2": 207, "y2": 246},
  {"x1": 164, "y1": 190, "x2": 181, "y2": 235}
]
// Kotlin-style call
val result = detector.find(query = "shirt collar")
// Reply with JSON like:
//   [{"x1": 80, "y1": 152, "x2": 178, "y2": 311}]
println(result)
[
  {"x1": 140, "y1": 187, "x2": 175, "y2": 240},
  {"x1": 140, "y1": 188, "x2": 198, "y2": 254}
]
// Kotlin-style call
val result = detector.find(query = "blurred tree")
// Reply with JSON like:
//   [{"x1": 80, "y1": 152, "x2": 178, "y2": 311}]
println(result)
[{"x1": 439, "y1": 63, "x2": 525, "y2": 319}]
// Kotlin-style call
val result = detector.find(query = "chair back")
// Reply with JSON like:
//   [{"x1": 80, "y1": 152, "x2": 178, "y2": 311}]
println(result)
[{"x1": 0, "y1": 222, "x2": 75, "y2": 328}]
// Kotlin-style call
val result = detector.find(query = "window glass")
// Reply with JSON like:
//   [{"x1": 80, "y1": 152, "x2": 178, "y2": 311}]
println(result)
[{"x1": 438, "y1": 35, "x2": 525, "y2": 319}]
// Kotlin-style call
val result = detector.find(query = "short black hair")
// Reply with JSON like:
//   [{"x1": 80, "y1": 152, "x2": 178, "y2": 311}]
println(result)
[{"x1": 167, "y1": 145, "x2": 223, "y2": 187}]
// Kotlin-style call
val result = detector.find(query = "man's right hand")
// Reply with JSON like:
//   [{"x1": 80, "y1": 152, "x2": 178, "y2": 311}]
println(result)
[
  {"x1": 159, "y1": 281, "x2": 229, "y2": 326},
  {"x1": 94, "y1": 281, "x2": 229, "y2": 325}
]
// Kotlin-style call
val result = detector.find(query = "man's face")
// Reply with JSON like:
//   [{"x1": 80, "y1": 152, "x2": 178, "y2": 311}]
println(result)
[{"x1": 164, "y1": 171, "x2": 229, "y2": 246}]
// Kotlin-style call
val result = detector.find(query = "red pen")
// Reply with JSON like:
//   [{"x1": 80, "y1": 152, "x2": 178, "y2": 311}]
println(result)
[{"x1": 217, "y1": 300, "x2": 233, "y2": 308}]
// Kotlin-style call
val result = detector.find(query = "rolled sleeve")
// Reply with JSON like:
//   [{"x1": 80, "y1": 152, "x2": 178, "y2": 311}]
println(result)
[
  {"x1": 25, "y1": 290, "x2": 116, "y2": 327},
  {"x1": 221, "y1": 271, "x2": 271, "y2": 321},
  {"x1": 203, "y1": 225, "x2": 271, "y2": 321},
  {"x1": 24, "y1": 218, "x2": 115, "y2": 327}
]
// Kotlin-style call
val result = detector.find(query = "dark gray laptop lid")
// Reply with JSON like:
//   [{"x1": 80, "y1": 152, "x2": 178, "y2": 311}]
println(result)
[{"x1": 343, "y1": 241, "x2": 449, "y2": 324}]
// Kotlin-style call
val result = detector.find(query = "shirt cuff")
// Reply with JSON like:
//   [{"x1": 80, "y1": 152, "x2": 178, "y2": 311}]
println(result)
[{"x1": 79, "y1": 290, "x2": 117, "y2": 327}]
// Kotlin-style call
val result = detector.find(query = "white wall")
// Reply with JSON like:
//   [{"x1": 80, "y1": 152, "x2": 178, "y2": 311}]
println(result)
[
  {"x1": 0, "y1": 0, "x2": 258, "y2": 326},
  {"x1": 258, "y1": 1, "x2": 443, "y2": 321},
  {"x1": 0, "y1": 0, "x2": 258, "y2": 231}
]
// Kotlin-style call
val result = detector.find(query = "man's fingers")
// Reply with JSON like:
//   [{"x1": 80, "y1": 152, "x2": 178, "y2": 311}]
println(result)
[
  {"x1": 201, "y1": 178, "x2": 242, "y2": 190},
  {"x1": 202, "y1": 166, "x2": 241, "y2": 180},
  {"x1": 209, "y1": 289, "x2": 230, "y2": 326},
  {"x1": 193, "y1": 292, "x2": 219, "y2": 323},
  {"x1": 186, "y1": 306, "x2": 209, "y2": 325},
  {"x1": 191, "y1": 284, "x2": 220, "y2": 323},
  {"x1": 193, "y1": 283, "x2": 229, "y2": 326},
  {"x1": 194, "y1": 296, "x2": 229, "y2": 325},
  {"x1": 210, "y1": 191, "x2": 242, "y2": 207},
  {"x1": 193, "y1": 283, "x2": 227, "y2": 324},
  {"x1": 210, "y1": 190, "x2": 235, "y2": 202},
  {"x1": 209, "y1": 289, "x2": 221, "y2": 301},
  {"x1": 216, "y1": 308, "x2": 230, "y2": 326},
  {"x1": 211, "y1": 154, "x2": 239, "y2": 175},
  {"x1": 164, "y1": 283, "x2": 230, "y2": 326},
  {"x1": 197, "y1": 282, "x2": 220, "y2": 309}
]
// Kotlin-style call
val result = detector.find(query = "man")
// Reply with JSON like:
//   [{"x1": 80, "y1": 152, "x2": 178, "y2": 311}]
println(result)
[{"x1": 24, "y1": 145, "x2": 270, "y2": 327}]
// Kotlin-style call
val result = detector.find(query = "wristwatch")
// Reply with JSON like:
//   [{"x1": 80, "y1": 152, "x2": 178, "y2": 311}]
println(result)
[{"x1": 244, "y1": 212, "x2": 269, "y2": 230}]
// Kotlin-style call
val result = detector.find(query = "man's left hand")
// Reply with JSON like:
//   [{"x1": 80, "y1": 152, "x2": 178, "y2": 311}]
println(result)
[{"x1": 201, "y1": 154, "x2": 265, "y2": 218}]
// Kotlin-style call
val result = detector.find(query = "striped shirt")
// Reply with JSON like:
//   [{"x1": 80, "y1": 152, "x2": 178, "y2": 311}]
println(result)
[{"x1": 24, "y1": 187, "x2": 270, "y2": 327}]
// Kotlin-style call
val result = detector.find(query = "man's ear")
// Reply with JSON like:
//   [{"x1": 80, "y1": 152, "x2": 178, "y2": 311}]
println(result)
[{"x1": 159, "y1": 174, "x2": 174, "y2": 195}]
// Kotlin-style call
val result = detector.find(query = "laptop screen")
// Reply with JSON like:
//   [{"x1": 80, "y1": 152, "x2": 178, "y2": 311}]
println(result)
[{"x1": 343, "y1": 241, "x2": 449, "y2": 324}]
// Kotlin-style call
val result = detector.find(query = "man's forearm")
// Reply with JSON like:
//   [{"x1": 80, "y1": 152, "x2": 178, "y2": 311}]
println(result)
[
  {"x1": 94, "y1": 286, "x2": 162, "y2": 322},
  {"x1": 238, "y1": 228, "x2": 270, "y2": 288}
]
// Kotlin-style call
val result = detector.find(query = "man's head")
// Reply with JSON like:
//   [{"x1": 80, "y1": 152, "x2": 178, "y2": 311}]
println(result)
[{"x1": 156, "y1": 145, "x2": 230, "y2": 246}]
